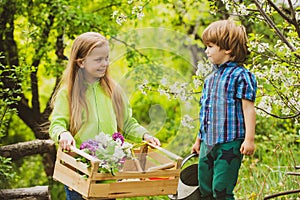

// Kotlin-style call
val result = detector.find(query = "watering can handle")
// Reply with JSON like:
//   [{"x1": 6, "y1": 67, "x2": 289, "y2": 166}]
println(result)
[{"x1": 181, "y1": 153, "x2": 198, "y2": 168}]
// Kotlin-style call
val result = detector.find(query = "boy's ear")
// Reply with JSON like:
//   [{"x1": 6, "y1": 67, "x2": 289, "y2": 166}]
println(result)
[{"x1": 225, "y1": 49, "x2": 232, "y2": 54}]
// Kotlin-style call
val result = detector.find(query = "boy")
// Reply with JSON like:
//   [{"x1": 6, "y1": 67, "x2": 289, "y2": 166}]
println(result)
[{"x1": 191, "y1": 20, "x2": 257, "y2": 199}]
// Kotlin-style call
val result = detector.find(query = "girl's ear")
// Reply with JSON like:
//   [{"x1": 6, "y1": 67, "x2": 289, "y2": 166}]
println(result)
[
  {"x1": 225, "y1": 49, "x2": 232, "y2": 54},
  {"x1": 77, "y1": 59, "x2": 84, "y2": 68}
]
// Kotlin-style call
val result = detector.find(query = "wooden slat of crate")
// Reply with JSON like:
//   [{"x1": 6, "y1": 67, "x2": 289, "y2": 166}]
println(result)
[
  {"x1": 56, "y1": 148, "x2": 91, "y2": 175},
  {"x1": 122, "y1": 159, "x2": 137, "y2": 171},
  {"x1": 92, "y1": 169, "x2": 181, "y2": 180},
  {"x1": 53, "y1": 144, "x2": 182, "y2": 199},
  {"x1": 88, "y1": 178, "x2": 179, "y2": 199},
  {"x1": 53, "y1": 160, "x2": 90, "y2": 197},
  {"x1": 122, "y1": 155, "x2": 157, "y2": 171}
]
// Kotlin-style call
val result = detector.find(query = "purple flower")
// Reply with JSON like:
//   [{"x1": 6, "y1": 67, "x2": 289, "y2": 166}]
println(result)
[
  {"x1": 80, "y1": 139, "x2": 99, "y2": 156},
  {"x1": 79, "y1": 132, "x2": 132, "y2": 175},
  {"x1": 112, "y1": 132, "x2": 124, "y2": 145}
]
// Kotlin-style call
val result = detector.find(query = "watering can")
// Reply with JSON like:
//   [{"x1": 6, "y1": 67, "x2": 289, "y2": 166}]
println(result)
[{"x1": 168, "y1": 153, "x2": 201, "y2": 200}]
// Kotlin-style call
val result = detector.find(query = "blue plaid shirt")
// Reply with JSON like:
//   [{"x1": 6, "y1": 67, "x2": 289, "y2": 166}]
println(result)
[{"x1": 198, "y1": 62, "x2": 257, "y2": 145}]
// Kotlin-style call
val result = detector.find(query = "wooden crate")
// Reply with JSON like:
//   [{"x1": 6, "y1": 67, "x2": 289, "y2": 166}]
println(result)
[{"x1": 53, "y1": 142, "x2": 182, "y2": 199}]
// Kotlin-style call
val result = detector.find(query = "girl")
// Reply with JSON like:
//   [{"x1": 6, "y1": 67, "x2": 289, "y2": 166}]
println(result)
[{"x1": 49, "y1": 32, "x2": 160, "y2": 200}]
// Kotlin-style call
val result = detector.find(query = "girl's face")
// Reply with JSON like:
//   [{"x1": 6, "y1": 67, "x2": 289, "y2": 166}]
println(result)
[
  {"x1": 81, "y1": 44, "x2": 109, "y2": 83},
  {"x1": 205, "y1": 43, "x2": 231, "y2": 65}
]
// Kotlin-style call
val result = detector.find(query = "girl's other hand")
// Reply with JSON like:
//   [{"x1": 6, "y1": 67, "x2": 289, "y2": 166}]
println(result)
[
  {"x1": 143, "y1": 133, "x2": 161, "y2": 146},
  {"x1": 59, "y1": 131, "x2": 75, "y2": 151}
]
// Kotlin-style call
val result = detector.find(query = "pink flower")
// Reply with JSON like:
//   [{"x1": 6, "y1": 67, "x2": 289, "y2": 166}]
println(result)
[{"x1": 112, "y1": 132, "x2": 124, "y2": 145}]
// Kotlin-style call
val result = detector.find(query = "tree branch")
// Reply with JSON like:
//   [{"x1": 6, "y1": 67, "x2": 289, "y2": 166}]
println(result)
[
  {"x1": 269, "y1": 79, "x2": 299, "y2": 112},
  {"x1": 0, "y1": 139, "x2": 55, "y2": 161},
  {"x1": 286, "y1": 172, "x2": 300, "y2": 176},
  {"x1": 30, "y1": 13, "x2": 55, "y2": 120},
  {"x1": 255, "y1": 106, "x2": 300, "y2": 119},
  {"x1": 288, "y1": 0, "x2": 300, "y2": 37},
  {"x1": 253, "y1": 0, "x2": 299, "y2": 59},
  {"x1": 267, "y1": 0, "x2": 300, "y2": 37},
  {"x1": 42, "y1": 33, "x2": 66, "y2": 125},
  {"x1": 267, "y1": 0, "x2": 293, "y2": 24},
  {"x1": 0, "y1": 186, "x2": 50, "y2": 200},
  {"x1": 264, "y1": 189, "x2": 300, "y2": 199},
  {"x1": 111, "y1": 36, "x2": 153, "y2": 63}
]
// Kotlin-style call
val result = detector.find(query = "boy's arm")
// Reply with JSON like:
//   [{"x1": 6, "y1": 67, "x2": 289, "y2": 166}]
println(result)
[
  {"x1": 191, "y1": 137, "x2": 201, "y2": 154},
  {"x1": 240, "y1": 99, "x2": 256, "y2": 155}
]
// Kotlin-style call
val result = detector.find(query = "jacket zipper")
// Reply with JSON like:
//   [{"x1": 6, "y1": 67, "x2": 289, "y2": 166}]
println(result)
[{"x1": 93, "y1": 85, "x2": 100, "y2": 133}]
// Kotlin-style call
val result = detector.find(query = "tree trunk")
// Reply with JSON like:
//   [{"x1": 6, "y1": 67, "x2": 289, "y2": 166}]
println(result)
[
  {"x1": 0, "y1": 139, "x2": 55, "y2": 160},
  {"x1": 0, "y1": 140, "x2": 56, "y2": 176},
  {"x1": 0, "y1": 186, "x2": 50, "y2": 200}
]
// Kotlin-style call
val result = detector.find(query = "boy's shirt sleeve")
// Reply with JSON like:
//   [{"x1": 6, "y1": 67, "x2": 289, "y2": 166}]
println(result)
[
  {"x1": 236, "y1": 71, "x2": 257, "y2": 102},
  {"x1": 49, "y1": 89, "x2": 70, "y2": 143}
]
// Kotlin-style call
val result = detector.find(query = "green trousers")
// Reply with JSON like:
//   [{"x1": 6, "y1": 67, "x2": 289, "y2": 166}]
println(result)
[{"x1": 198, "y1": 140, "x2": 243, "y2": 200}]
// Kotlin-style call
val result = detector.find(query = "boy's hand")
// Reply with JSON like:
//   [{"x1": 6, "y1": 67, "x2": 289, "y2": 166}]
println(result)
[
  {"x1": 191, "y1": 138, "x2": 201, "y2": 154},
  {"x1": 59, "y1": 131, "x2": 75, "y2": 151},
  {"x1": 240, "y1": 139, "x2": 255, "y2": 155}
]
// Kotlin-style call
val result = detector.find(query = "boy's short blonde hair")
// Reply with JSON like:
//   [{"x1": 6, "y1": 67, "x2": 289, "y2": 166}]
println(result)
[{"x1": 202, "y1": 20, "x2": 248, "y2": 63}]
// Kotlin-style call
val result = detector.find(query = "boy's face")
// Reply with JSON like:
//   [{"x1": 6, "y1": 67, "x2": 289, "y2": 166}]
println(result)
[{"x1": 205, "y1": 43, "x2": 231, "y2": 65}]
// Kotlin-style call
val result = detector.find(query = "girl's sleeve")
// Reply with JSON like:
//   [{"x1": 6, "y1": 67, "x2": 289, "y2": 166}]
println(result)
[
  {"x1": 49, "y1": 89, "x2": 70, "y2": 143},
  {"x1": 236, "y1": 71, "x2": 257, "y2": 102},
  {"x1": 122, "y1": 99, "x2": 148, "y2": 143}
]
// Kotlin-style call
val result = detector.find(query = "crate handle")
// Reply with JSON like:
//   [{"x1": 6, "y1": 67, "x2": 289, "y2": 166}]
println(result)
[
  {"x1": 145, "y1": 142, "x2": 182, "y2": 160},
  {"x1": 67, "y1": 146, "x2": 101, "y2": 163},
  {"x1": 147, "y1": 162, "x2": 175, "y2": 171}
]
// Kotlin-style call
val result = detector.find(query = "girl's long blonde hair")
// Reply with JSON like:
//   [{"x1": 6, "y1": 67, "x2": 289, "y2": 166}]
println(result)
[{"x1": 52, "y1": 32, "x2": 125, "y2": 136}]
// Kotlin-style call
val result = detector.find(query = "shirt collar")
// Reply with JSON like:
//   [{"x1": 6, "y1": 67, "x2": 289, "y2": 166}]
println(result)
[{"x1": 214, "y1": 61, "x2": 238, "y2": 69}]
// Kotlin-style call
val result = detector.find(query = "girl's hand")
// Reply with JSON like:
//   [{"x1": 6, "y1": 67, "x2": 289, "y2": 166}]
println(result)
[
  {"x1": 143, "y1": 133, "x2": 161, "y2": 146},
  {"x1": 59, "y1": 131, "x2": 75, "y2": 151},
  {"x1": 240, "y1": 139, "x2": 255, "y2": 155}
]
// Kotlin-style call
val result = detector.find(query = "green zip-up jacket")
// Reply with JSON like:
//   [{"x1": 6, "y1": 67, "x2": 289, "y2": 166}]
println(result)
[{"x1": 49, "y1": 81, "x2": 148, "y2": 147}]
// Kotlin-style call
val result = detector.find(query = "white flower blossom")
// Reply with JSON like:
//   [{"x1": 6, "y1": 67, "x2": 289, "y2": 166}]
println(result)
[
  {"x1": 137, "y1": 12, "x2": 145, "y2": 20},
  {"x1": 115, "y1": 138, "x2": 123, "y2": 146},
  {"x1": 160, "y1": 77, "x2": 168, "y2": 86},
  {"x1": 238, "y1": 4, "x2": 249, "y2": 15},
  {"x1": 169, "y1": 82, "x2": 179, "y2": 94},
  {"x1": 196, "y1": 62, "x2": 212, "y2": 78},
  {"x1": 95, "y1": 132, "x2": 110, "y2": 146},
  {"x1": 181, "y1": 114, "x2": 195, "y2": 129},
  {"x1": 116, "y1": 13, "x2": 127, "y2": 25},
  {"x1": 257, "y1": 42, "x2": 269, "y2": 53},
  {"x1": 112, "y1": 10, "x2": 119, "y2": 18},
  {"x1": 113, "y1": 146, "x2": 125, "y2": 161},
  {"x1": 80, "y1": 132, "x2": 133, "y2": 174},
  {"x1": 193, "y1": 78, "x2": 201, "y2": 89}
]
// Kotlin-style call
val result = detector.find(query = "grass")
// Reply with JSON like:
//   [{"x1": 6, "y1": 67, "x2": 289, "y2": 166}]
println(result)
[{"x1": 235, "y1": 144, "x2": 300, "y2": 200}]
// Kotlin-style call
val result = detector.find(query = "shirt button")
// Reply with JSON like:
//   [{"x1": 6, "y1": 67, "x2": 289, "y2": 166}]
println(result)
[
  {"x1": 207, "y1": 121, "x2": 211, "y2": 124},
  {"x1": 208, "y1": 105, "x2": 211, "y2": 107}
]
